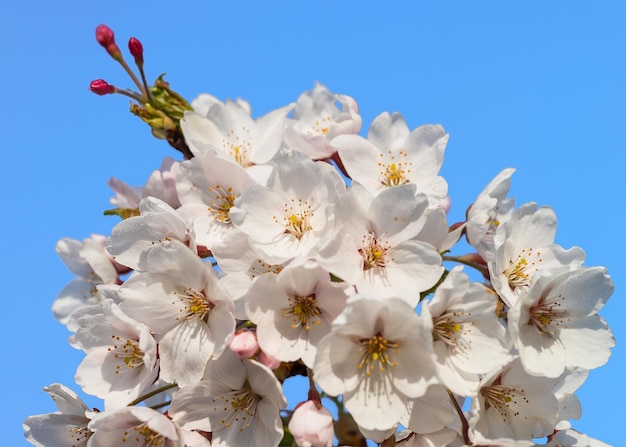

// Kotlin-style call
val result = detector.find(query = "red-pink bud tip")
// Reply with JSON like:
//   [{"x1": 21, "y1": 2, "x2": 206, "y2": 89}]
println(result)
[
  {"x1": 128, "y1": 37, "x2": 144, "y2": 64},
  {"x1": 95, "y1": 24, "x2": 121, "y2": 59},
  {"x1": 89, "y1": 79, "x2": 115, "y2": 95},
  {"x1": 95, "y1": 24, "x2": 115, "y2": 48}
]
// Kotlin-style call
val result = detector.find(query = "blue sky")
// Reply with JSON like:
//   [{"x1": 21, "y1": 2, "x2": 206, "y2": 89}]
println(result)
[{"x1": 3, "y1": 1, "x2": 625, "y2": 445}]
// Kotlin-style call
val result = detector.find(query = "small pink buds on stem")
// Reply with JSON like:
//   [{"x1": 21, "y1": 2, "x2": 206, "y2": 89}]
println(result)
[
  {"x1": 128, "y1": 37, "x2": 144, "y2": 66},
  {"x1": 95, "y1": 24, "x2": 122, "y2": 60},
  {"x1": 89, "y1": 79, "x2": 115, "y2": 96},
  {"x1": 128, "y1": 37, "x2": 152, "y2": 103},
  {"x1": 91, "y1": 25, "x2": 193, "y2": 159}
]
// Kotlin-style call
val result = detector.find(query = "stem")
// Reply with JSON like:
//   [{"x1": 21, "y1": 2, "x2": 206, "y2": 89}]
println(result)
[
  {"x1": 113, "y1": 87, "x2": 146, "y2": 103},
  {"x1": 150, "y1": 400, "x2": 171, "y2": 411},
  {"x1": 442, "y1": 254, "x2": 489, "y2": 278},
  {"x1": 307, "y1": 368, "x2": 321, "y2": 402},
  {"x1": 447, "y1": 389, "x2": 470, "y2": 446},
  {"x1": 127, "y1": 383, "x2": 178, "y2": 407},
  {"x1": 116, "y1": 57, "x2": 148, "y2": 98},
  {"x1": 137, "y1": 63, "x2": 154, "y2": 104}
]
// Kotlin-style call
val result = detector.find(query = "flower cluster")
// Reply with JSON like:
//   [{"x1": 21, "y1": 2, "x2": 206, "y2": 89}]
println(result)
[{"x1": 24, "y1": 25, "x2": 614, "y2": 447}]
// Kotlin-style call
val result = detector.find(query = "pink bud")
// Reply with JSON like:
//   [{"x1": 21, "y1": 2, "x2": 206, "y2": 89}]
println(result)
[
  {"x1": 128, "y1": 37, "x2": 144, "y2": 65},
  {"x1": 256, "y1": 350, "x2": 281, "y2": 370},
  {"x1": 95, "y1": 24, "x2": 121, "y2": 59},
  {"x1": 288, "y1": 401, "x2": 334, "y2": 447},
  {"x1": 229, "y1": 330, "x2": 258, "y2": 359},
  {"x1": 95, "y1": 24, "x2": 115, "y2": 47},
  {"x1": 89, "y1": 79, "x2": 115, "y2": 95}
]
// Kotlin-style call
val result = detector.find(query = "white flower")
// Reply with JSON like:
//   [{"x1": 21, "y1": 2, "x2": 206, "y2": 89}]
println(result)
[
  {"x1": 68, "y1": 300, "x2": 159, "y2": 409},
  {"x1": 421, "y1": 267, "x2": 512, "y2": 396},
  {"x1": 317, "y1": 183, "x2": 443, "y2": 305},
  {"x1": 106, "y1": 196, "x2": 197, "y2": 271},
  {"x1": 88, "y1": 406, "x2": 210, "y2": 447},
  {"x1": 230, "y1": 148, "x2": 345, "y2": 264},
  {"x1": 288, "y1": 400, "x2": 335, "y2": 447},
  {"x1": 24, "y1": 384, "x2": 93, "y2": 447},
  {"x1": 332, "y1": 111, "x2": 448, "y2": 205},
  {"x1": 180, "y1": 100, "x2": 292, "y2": 182},
  {"x1": 118, "y1": 240, "x2": 235, "y2": 386},
  {"x1": 489, "y1": 203, "x2": 585, "y2": 307},
  {"x1": 314, "y1": 296, "x2": 438, "y2": 431},
  {"x1": 53, "y1": 235, "x2": 119, "y2": 324},
  {"x1": 176, "y1": 150, "x2": 256, "y2": 249},
  {"x1": 169, "y1": 349, "x2": 287, "y2": 447},
  {"x1": 244, "y1": 259, "x2": 349, "y2": 367},
  {"x1": 284, "y1": 82, "x2": 362, "y2": 159},
  {"x1": 465, "y1": 168, "x2": 516, "y2": 262},
  {"x1": 469, "y1": 358, "x2": 559, "y2": 441},
  {"x1": 508, "y1": 267, "x2": 615, "y2": 378}
]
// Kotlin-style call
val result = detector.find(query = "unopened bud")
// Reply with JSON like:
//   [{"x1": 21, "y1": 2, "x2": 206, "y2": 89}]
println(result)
[
  {"x1": 288, "y1": 401, "x2": 334, "y2": 447},
  {"x1": 95, "y1": 24, "x2": 121, "y2": 59},
  {"x1": 128, "y1": 37, "x2": 144, "y2": 65},
  {"x1": 89, "y1": 79, "x2": 115, "y2": 96},
  {"x1": 229, "y1": 330, "x2": 258, "y2": 359}
]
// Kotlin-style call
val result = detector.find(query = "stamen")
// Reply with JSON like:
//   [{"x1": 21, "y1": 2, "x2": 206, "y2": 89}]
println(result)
[
  {"x1": 121, "y1": 423, "x2": 166, "y2": 446},
  {"x1": 504, "y1": 247, "x2": 542, "y2": 291},
  {"x1": 529, "y1": 294, "x2": 570, "y2": 337},
  {"x1": 108, "y1": 335, "x2": 145, "y2": 374},
  {"x1": 281, "y1": 294, "x2": 322, "y2": 330},
  {"x1": 222, "y1": 127, "x2": 253, "y2": 168},
  {"x1": 208, "y1": 184, "x2": 237, "y2": 223},
  {"x1": 172, "y1": 287, "x2": 213, "y2": 322},
  {"x1": 378, "y1": 150, "x2": 412, "y2": 187},
  {"x1": 274, "y1": 198, "x2": 314, "y2": 240},
  {"x1": 358, "y1": 233, "x2": 391, "y2": 270}
]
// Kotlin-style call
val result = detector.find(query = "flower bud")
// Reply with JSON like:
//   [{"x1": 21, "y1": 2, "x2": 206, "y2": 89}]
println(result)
[
  {"x1": 128, "y1": 37, "x2": 144, "y2": 65},
  {"x1": 229, "y1": 330, "x2": 258, "y2": 359},
  {"x1": 89, "y1": 79, "x2": 115, "y2": 96},
  {"x1": 95, "y1": 24, "x2": 115, "y2": 47},
  {"x1": 256, "y1": 349, "x2": 280, "y2": 370},
  {"x1": 288, "y1": 400, "x2": 334, "y2": 447},
  {"x1": 95, "y1": 24, "x2": 121, "y2": 59}
]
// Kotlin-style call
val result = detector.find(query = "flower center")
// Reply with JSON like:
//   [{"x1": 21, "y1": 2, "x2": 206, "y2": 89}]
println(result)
[
  {"x1": 276, "y1": 198, "x2": 314, "y2": 240},
  {"x1": 69, "y1": 425, "x2": 93, "y2": 445},
  {"x1": 121, "y1": 423, "x2": 166, "y2": 446},
  {"x1": 208, "y1": 184, "x2": 237, "y2": 223},
  {"x1": 213, "y1": 388, "x2": 260, "y2": 432},
  {"x1": 281, "y1": 294, "x2": 322, "y2": 330},
  {"x1": 249, "y1": 259, "x2": 283, "y2": 278},
  {"x1": 378, "y1": 150, "x2": 412, "y2": 187},
  {"x1": 109, "y1": 335, "x2": 145, "y2": 373},
  {"x1": 357, "y1": 333, "x2": 399, "y2": 377},
  {"x1": 223, "y1": 127, "x2": 253, "y2": 168},
  {"x1": 503, "y1": 247, "x2": 542, "y2": 291},
  {"x1": 480, "y1": 382, "x2": 528, "y2": 422},
  {"x1": 173, "y1": 287, "x2": 213, "y2": 322},
  {"x1": 432, "y1": 310, "x2": 472, "y2": 351},
  {"x1": 307, "y1": 116, "x2": 331, "y2": 136},
  {"x1": 529, "y1": 295, "x2": 569, "y2": 337},
  {"x1": 358, "y1": 233, "x2": 391, "y2": 270}
]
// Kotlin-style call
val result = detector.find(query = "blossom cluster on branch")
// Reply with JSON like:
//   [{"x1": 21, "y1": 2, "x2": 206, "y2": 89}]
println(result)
[{"x1": 24, "y1": 25, "x2": 614, "y2": 447}]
